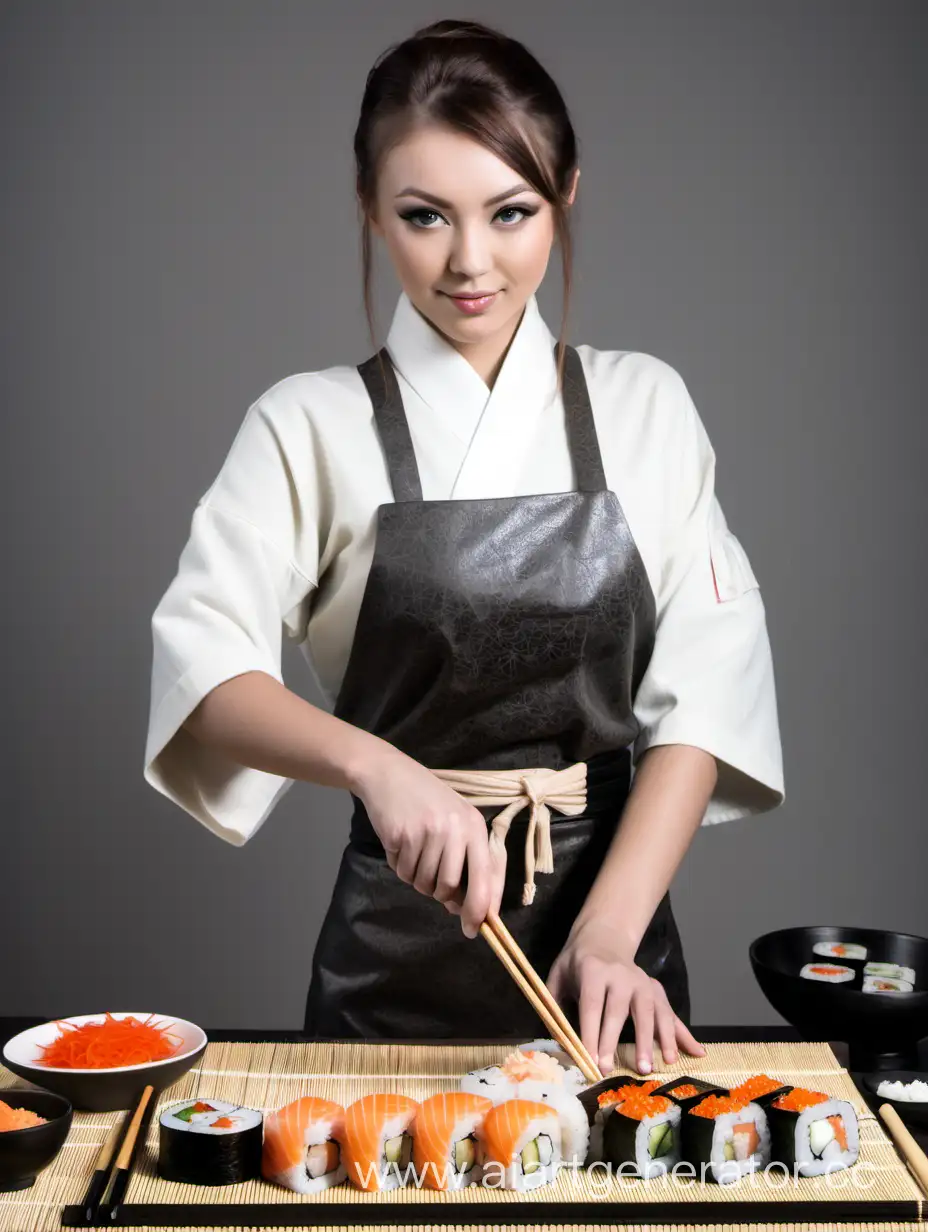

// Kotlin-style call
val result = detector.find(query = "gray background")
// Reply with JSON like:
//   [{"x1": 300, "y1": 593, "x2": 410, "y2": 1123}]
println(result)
[{"x1": 3, "y1": 0, "x2": 926, "y2": 1030}]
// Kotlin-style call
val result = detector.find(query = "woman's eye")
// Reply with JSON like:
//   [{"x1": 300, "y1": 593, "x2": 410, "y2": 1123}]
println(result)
[
  {"x1": 401, "y1": 209, "x2": 445, "y2": 229},
  {"x1": 495, "y1": 205, "x2": 535, "y2": 225}
]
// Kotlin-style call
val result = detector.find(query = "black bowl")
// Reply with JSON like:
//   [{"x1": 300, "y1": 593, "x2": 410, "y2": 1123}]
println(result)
[
  {"x1": 0, "y1": 1088, "x2": 72, "y2": 1192},
  {"x1": 750, "y1": 926, "x2": 928, "y2": 1071},
  {"x1": 861, "y1": 1071, "x2": 928, "y2": 1131},
  {"x1": 2, "y1": 1013, "x2": 207, "y2": 1112}
]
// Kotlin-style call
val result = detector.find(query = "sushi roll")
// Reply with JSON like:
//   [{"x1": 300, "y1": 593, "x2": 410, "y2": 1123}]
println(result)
[
  {"x1": 800, "y1": 962, "x2": 854, "y2": 983},
  {"x1": 477, "y1": 1099, "x2": 561, "y2": 1191},
  {"x1": 461, "y1": 1044, "x2": 583, "y2": 1106},
  {"x1": 341, "y1": 1093, "x2": 419, "y2": 1192},
  {"x1": 461, "y1": 1065, "x2": 517, "y2": 1103},
  {"x1": 865, "y1": 961, "x2": 916, "y2": 985},
  {"x1": 863, "y1": 975, "x2": 913, "y2": 993},
  {"x1": 652, "y1": 1076, "x2": 727, "y2": 1112},
  {"x1": 767, "y1": 1087, "x2": 859, "y2": 1176},
  {"x1": 412, "y1": 1092, "x2": 492, "y2": 1190},
  {"x1": 728, "y1": 1074, "x2": 792, "y2": 1108},
  {"x1": 682, "y1": 1093, "x2": 770, "y2": 1185},
  {"x1": 262, "y1": 1096, "x2": 346, "y2": 1194},
  {"x1": 512, "y1": 1079, "x2": 590, "y2": 1168},
  {"x1": 600, "y1": 1088, "x2": 681, "y2": 1179},
  {"x1": 586, "y1": 1079, "x2": 662, "y2": 1164},
  {"x1": 812, "y1": 941, "x2": 867, "y2": 962},
  {"x1": 158, "y1": 1099, "x2": 263, "y2": 1185},
  {"x1": 515, "y1": 1039, "x2": 586, "y2": 1088}
]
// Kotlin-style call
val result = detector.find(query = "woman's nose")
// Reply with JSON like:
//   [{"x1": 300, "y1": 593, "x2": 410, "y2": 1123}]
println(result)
[{"x1": 447, "y1": 224, "x2": 493, "y2": 281}]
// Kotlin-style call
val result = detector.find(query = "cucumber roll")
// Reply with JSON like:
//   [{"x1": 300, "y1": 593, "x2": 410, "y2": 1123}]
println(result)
[
  {"x1": 158, "y1": 1099, "x2": 263, "y2": 1185},
  {"x1": 767, "y1": 1087, "x2": 859, "y2": 1176},
  {"x1": 681, "y1": 1094, "x2": 770, "y2": 1185},
  {"x1": 601, "y1": 1088, "x2": 681, "y2": 1179}
]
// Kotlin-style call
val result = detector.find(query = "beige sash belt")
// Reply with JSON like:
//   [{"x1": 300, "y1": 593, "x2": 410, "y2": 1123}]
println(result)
[{"x1": 431, "y1": 763, "x2": 588, "y2": 906}]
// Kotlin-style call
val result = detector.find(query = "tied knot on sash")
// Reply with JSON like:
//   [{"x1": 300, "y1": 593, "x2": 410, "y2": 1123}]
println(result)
[{"x1": 431, "y1": 763, "x2": 588, "y2": 906}]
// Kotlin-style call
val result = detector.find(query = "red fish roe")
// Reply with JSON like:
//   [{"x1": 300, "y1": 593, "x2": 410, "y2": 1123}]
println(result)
[
  {"x1": 772, "y1": 1088, "x2": 829, "y2": 1112},
  {"x1": 691, "y1": 1093, "x2": 751, "y2": 1119},
  {"x1": 597, "y1": 1080, "x2": 660, "y2": 1108},
  {"x1": 667, "y1": 1083, "x2": 701, "y2": 1099},
  {"x1": 616, "y1": 1091, "x2": 672, "y2": 1120},
  {"x1": 730, "y1": 1074, "x2": 784, "y2": 1100}
]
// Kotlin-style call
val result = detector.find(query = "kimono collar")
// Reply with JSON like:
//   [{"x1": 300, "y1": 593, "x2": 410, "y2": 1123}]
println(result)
[{"x1": 384, "y1": 291, "x2": 561, "y2": 499}]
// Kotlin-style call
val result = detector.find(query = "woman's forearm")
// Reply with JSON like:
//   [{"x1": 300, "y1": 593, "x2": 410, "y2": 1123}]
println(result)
[
  {"x1": 182, "y1": 670, "x2": 400, "y2": 792},
  {"x1": 571, "y1": 744, "x2": 718, "y2": 958}
]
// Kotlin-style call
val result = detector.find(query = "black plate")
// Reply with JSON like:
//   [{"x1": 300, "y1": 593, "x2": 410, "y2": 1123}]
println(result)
[
  {"x1": 862, "y1": 1070, "x2": 928, "y2": 1131},
  {"x1": 749, "y1": 926, "x2": 928, "y2": 1070}
]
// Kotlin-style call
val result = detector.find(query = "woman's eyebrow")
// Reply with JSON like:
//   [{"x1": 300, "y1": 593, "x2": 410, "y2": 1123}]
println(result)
[{"x1": 394, "y1": 183, "x2": 534, "y2": 207}]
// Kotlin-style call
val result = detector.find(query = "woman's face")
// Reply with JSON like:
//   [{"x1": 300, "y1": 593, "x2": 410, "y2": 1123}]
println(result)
[{"x1": 370, "y1": 123, "x2": 576, "y2": 376}]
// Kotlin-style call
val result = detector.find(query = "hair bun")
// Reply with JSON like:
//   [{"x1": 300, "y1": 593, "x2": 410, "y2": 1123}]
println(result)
[{"x1": 412, "y1": 19, "x2": 504, "y2": 41}]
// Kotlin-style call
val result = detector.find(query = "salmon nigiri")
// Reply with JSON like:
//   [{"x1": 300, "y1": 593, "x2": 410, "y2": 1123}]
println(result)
[
  {"x1": 477, "y1": 1098, "x2": 561, "y2": 1191},
  {"x1": 262, "y1": 1095, "x2": 346, "y2": 1194},
  {"x1": 341, "y1": 1093, "x2": 419, "y2": 1192},
  {"x1": 412, "y1": 1091, "x2": 493, "y2": 1190}
]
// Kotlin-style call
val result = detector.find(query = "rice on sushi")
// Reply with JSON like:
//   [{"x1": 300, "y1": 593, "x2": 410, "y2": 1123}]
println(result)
[
  {"x1": 600, "y1": 1087, "x2": 681, "y2": 1179},
  {"x1": 863, "y1": 975, "x2": 914, "y2": 993},
  {"x1": 461, "y1": 1043, "x2": 584, "y2": 1107},
  {"x1": 812, "y1": 941, "x2": 867, "y2": 962},
  {"x1": 800, "y1": 963, "x2": 855, "y2": 983},
  {"x1": 262, "y1": 1095, "x2": 346, "y2": 1194},
  {"x1": 411, "y1": 1092, "x2": 492, "y2": 1190},
  {"x1": 341, "y1": 1093, "x2": 418, "y2": 1192},
  {"x1": 681, "y1": 1093, "x2": 770, "y2": 1185},
  {"x1": 767, "y1": 1087, "x2": 859, "y2": 1177},
  {"x1": 477, "y1": 1099, "x2": 561, "y2": 1191},
  {"x1": 865, "y1": 961, "x2": 916, "y2": 985}
]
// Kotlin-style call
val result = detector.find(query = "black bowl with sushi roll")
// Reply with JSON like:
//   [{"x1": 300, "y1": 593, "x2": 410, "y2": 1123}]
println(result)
[
  {"x1": 861, "y1": 1071, "x2": 928, "y2": 1131},
  {"x1": 750, "y1": 926, "x2": 928, "y2": 1071}
]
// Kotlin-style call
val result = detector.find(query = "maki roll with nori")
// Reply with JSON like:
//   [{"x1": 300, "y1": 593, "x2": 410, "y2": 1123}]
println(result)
[
  {"x1": 158, "y1": 1099, "x2": 263, "y2": 1185},
  {"x1": 652, "y1": 1075, "x2": 727, "y2": 1112},
  {"x1": 681, "y1": 1093, "x2": 770, "y2": 1184},
  {"x1": 767, "y1": 1087, "x2": 859, "y2": 1176},
  {"x1": 601, "y1": 1087, "x2": 681, "y2": 1179},
  {"x1": 728, "y1": 1074, "x2": 792, "y2": 1108}
]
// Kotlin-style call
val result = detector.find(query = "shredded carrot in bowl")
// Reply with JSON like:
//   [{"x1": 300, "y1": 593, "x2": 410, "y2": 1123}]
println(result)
[{"x1": 34, "y1": 1013, "x2": 184, "y2": 1069}]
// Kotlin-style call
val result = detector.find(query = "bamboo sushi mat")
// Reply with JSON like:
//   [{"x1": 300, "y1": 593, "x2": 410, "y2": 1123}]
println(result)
[{"x1": 2, "y1": 1040, "x2": 926, "y2": 1231}]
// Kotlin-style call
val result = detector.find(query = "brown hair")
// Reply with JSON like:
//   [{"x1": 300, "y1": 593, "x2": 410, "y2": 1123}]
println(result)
[{"x1": 354, "y1": 18, "x2": 579, "y2": 388}]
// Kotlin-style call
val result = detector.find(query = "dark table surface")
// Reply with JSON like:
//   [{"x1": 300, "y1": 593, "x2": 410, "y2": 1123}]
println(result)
[{"x1": 2, "y1": 1018, "x2": 926, "y2": 1150}]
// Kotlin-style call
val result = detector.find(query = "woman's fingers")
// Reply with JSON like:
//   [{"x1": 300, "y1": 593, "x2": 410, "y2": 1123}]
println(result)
[
  {"x1": 412, "y1": 828, "x2": 447, "y2": 897},
  {"x1": 596, "y1": 982, "x2": 630, "y2": 1074},
  {"x1": 431, "y1": 830, "x2": 465, "y2": 905},
  {"x1": 460, "y1": 822, "x2": 492, "y2": 938},
  {"x1": 650, "y1": 979, "x2": 679, "y2": 1066},
  {"x1": 630, "y1": 982, "x2": 655, "y2": 1074},
  {"x1": 676, "y1": 1017, "x2": 707, "y2": 1057},
  {"x1": 578, "y1": 969, "x2": 607, "y2": 1068}
]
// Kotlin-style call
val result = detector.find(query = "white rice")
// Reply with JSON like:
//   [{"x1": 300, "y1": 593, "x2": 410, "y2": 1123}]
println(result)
[{"x1": 877, "y1": 1078, "x2": 928, "y2": 1102}]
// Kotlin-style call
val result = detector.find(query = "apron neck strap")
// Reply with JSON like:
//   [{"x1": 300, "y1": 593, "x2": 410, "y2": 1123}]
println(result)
[
  {"x1": 356, "y1": 342, "x2": 607, "y2": 501},
  {"x1": 357, "y1": 349, "x2": 424, "y2": 502}
]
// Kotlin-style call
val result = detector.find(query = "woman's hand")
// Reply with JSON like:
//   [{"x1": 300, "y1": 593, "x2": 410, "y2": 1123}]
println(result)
[
  {"x1": 351, "y1": 748, "x2": 505, "y2": 939},
  {"x1": 546, "y1": 918, "x2": 706, "y2": 1075}
]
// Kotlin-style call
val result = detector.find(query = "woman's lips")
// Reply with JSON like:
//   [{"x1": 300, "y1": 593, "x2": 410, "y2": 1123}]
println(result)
[{"x1": 443, "y1": 291, "x2": 499, "y2": 314}]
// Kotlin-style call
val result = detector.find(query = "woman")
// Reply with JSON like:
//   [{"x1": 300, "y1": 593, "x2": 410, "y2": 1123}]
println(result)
[{"x1": 144, "y1": 19, "x2": 783, "y2": 1076}]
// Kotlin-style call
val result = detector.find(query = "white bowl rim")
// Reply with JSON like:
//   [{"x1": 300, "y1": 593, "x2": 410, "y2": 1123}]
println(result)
[{"x1": 1, "y1": 1012, "x2": 207, "y2": 1075}]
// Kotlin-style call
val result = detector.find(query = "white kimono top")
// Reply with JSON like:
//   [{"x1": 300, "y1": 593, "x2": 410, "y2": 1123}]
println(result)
[{"x1": 144, "y1": 292, "x2": 784, "y2": 846}]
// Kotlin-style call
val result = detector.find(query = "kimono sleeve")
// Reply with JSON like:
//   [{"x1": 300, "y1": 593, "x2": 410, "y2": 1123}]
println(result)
[
  {"x1": 632, "y1": 372, "x2": 785, "y2": 824},
  {"x1": 143, "y1": 398, "x2": 319, "y2": 846}
]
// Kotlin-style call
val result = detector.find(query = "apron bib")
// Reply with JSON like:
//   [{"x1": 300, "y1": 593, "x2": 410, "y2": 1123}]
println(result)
[{"x1": 303, "y1": 343, "x2": 690, "y2": 1038}]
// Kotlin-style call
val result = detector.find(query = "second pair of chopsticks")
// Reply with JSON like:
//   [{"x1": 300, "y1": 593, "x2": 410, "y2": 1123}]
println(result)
[
  {"x1": 80, "y1": 1083, "x2": 155, "y2": 1224},
  {"x1": 480, "y1": 909, "x2": 603, "y2": 1083}
]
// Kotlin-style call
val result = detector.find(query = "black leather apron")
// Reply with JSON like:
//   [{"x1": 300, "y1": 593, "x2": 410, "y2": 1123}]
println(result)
[{"x1": 303, "y1": 343, "x2": 690, "y2": 1039}]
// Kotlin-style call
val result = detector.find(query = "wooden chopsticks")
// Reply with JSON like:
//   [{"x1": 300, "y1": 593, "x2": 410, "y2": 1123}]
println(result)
[
  {"x1": 480, "y1": 909, "x2": 603, "y2": 1083},
  {"x1": 79, "y1": 1084, "x2": 155, "y2": 1224},
  {"x1": 879, "y1": 1102, "x2": 928, "y2": 1198}
]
